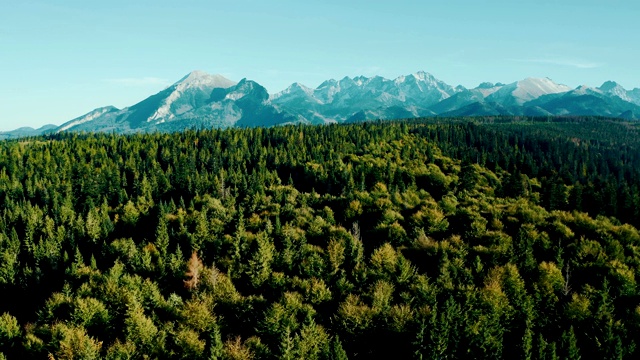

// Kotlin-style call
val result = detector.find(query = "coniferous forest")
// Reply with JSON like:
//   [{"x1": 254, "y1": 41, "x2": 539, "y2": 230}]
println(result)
[{"x1": 1, "y1": 116, "x2": 640, "y2": 359}]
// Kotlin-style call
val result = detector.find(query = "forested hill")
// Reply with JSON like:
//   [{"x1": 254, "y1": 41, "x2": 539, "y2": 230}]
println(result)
[{"x1": 1, "y1": 116, "x2": 640, "y2": 359}]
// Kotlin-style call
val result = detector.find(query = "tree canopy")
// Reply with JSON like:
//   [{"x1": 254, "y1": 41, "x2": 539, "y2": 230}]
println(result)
[{"x1": 0, "y1": 116, "x2": 639, "y2": 359}]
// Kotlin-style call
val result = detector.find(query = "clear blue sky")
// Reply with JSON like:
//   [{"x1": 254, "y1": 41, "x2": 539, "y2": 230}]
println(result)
[{"x1": 1, "y1": 0, "x2": 639, "y2": 130}]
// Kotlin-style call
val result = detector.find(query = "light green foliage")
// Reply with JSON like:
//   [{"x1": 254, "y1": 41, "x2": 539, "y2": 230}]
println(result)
[
  {"x1": 0, "y1": 313, "x2": 20, "y2": 346},
  {"x1": 120, "y1": 200, "x2": 140, "y2": 227},
  {"x1": 279, "y1": 326, "x2": 295, "y2": 360},
  {"x1": 200, "y1": 265, "x2": 241, "y2": 302},
  {"x1": 50, "y1": 323, "x2": 102, "y2": 360},
  {"x1": 110, "y1": 238, "x2": 138, "y2": 262},
  {"x1": 565, "y1": 293, "x2": 591, "y2": 321},
  {"x1": 175, "y1": 328, "x2": 206, "y2": 359},
  {"x1": 336, "y1": 295, "x2": 375, "y2": 334},
  {"x1": 537, "y1": 262, "x2": 564, "y2": 301},
  {"x1": 370, "y1": 280, "x2": 394, "y2": 312},
  {"x1": 181, "y1": 297, "x2": 216, "y2": 333},
  {"x1": 85, "y1": 207, "x2": 102, "y2": 243},
  {"x1": 326, "y1": 237, "x2": 346, "y2": 275},
  {"x1": 369, "y1": 243, "x2": 398, "y2": 279},
  {"x1": 293, "y1": 277, "x2": 332, "y2": 304},
  {"x1": 105, "y1": 339, "x2": 136, "y2": 360},
  {"x1": 124, "y1": 298, "x2": 162, "y2": 355},
  {"x1": 294, "y1": 319, "x2": 330, "y2": 360},
  {"x1": 71, "y1": 297, "x2": 109, "y2": 328},
  {"x1": 222, "y1": 336, "x2": 253, "y2": 360}
]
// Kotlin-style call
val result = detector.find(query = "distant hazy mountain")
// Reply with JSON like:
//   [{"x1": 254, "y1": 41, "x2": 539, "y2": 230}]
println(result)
[
  {"x1": 430, "y1": 78, "x2": 571, "y2": 117},
  {"x1": 0, "y1": 124, "x2": 57, "y2": 139},
  {"x1": 434, "y1": 79, "x2": 640, "y2": 119},
  {"x1": 525, "y1": 85, "x2": 640, "y2": 118},
  {"x1": 6, "y1": 70, "x2": 640, "y2": 136},
  {"x1": 428, "y1": 83, "x2": 504, "y2": 115}
]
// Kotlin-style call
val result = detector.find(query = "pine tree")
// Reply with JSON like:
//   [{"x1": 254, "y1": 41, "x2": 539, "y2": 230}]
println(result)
[
  {"x1": 413, "y1": 318, "x2": 427, "y2": 360},
  {"x1": 155, "y1": 210, "x2": 170, "y2": 263},
  {"x1": 331, "y1": 336, "x2": 349, "y2": 360},
  {"x1": 279, "y1": 326, "x2": 296, "y2": 360},
  {"x1": 206, "y1": 323, "x2": 224, "y2": 360},
  {"x1": 562, "y1": 326, "x2": 581, "y2": 360}
]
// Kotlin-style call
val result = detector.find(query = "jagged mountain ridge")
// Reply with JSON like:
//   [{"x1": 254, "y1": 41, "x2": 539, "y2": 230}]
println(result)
[
  {"x1": 4, "y1": 70, "x2": 640, "y2": 136},
  {"x1": 271, "y1": 71, "x2": 458, "y2": 124}
]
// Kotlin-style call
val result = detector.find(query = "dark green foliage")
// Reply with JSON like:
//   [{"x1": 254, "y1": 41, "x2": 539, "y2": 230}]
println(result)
[{"x1": 0, "y1": 117, "x2": 638, "y2": 358}]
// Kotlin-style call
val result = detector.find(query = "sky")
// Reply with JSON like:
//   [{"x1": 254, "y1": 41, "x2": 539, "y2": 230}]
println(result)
[{"x1": 1, "y1": 0, "x2": 639, "y2": 130}]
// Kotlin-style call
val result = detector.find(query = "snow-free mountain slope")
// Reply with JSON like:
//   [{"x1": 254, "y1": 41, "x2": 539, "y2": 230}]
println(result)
[
  {"x1": 346, "y1": 106, "x2": 435, "y2": 124},
  {"x1": 428, "y1": 91, "x2": 484, "y2": 115},
  {"x1": 440, "y1": 101, "x2": 515, "y2": 117},
  {"x1": 428, "y1": 82, "x2": 506, "y2": 115}
]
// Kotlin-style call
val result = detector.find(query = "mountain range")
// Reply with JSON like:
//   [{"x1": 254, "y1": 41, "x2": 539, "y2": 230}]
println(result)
[{"x1": 3, "y1": 70, "x2": 640, "y2": 138}]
